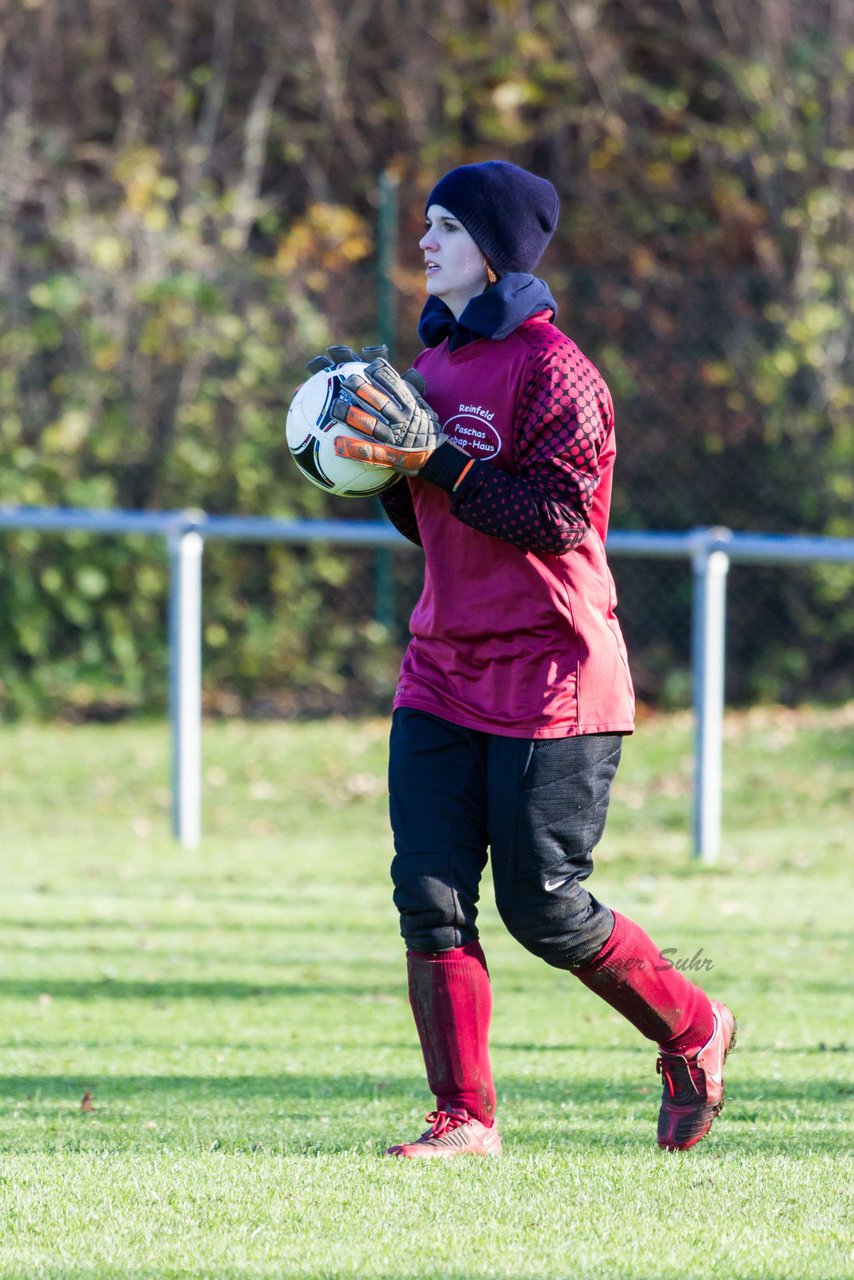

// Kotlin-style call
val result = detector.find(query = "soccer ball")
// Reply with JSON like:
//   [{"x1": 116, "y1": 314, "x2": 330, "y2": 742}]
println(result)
[{"x1": 286, "y1": 360, "x2": 399, "y2": 497}]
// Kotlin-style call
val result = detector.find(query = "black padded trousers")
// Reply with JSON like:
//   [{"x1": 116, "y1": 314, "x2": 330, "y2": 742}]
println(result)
[{"x1": 389, "y1": 708, "x2": 623, "y2": 969}]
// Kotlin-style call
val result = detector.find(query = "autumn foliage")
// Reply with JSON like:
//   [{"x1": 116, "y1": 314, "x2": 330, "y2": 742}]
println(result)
[{"x1": 0, "y1": 0, "x2": 851, "y2": 715}]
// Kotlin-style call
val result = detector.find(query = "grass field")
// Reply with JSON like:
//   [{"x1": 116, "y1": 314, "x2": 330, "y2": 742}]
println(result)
[{"x1": 0, "y1": 705, "x2": 851, "y2": 1279}]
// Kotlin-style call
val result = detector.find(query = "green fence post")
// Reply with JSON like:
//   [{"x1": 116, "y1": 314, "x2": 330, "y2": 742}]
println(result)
[{"x1": 374, "y1": 170, "x2": 400, "y2": 630}]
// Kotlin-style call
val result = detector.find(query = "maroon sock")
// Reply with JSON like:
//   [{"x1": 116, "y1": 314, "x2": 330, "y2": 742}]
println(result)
[
  {"x1": 406, "y1": 941, "x2": 497, "y2": 1124},
  {"x1": 574, "y1": 911, "x2": 715, "y2": 1055}
]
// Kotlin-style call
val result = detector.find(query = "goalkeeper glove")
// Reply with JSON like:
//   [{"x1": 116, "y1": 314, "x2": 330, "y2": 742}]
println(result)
[
  {"x1": 330, "y1": 358, "x2": 442, "y2": 477},
  {"x1": 304, "y1": 344, "x2": 389, "y2": 376}
]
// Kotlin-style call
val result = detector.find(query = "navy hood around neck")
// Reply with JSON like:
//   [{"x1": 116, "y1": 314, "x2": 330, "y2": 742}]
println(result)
[{"x1": 418, "y1": 273, "x2": 558, "y2": 351}]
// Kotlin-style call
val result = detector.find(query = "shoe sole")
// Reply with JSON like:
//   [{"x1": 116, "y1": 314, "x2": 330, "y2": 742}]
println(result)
[{"x1": 385, "y1": 1145, "x2": 502, "y2": 1158}]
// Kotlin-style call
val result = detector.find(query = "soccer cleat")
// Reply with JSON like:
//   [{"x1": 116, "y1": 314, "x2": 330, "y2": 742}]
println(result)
[
  {"x1": 657, "y1": 999, "x2": 737, "y2": 1151},
  {"x1": 384, "y1": 1108, "x2": 502, "y2": 1159}
]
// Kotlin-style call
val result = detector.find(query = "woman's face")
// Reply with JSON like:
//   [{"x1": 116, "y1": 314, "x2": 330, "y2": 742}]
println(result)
[{"x1": 420, "y1": 204, "x2": 489, "y2": 318}]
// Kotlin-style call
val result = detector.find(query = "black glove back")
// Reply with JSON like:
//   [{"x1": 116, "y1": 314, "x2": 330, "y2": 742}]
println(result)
[
  {"x1": 332, "y1": 358, "x2": 441, "y2": 453},
  {"x1": 302, "y1": 348, "x2": 441, "y2": 477},
  {"x1": 305, "y1": 344, "x2": 389, "y2": 376}
]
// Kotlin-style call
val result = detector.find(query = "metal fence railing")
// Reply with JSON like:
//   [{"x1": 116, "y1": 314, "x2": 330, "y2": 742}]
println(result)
[{"x1": 2, "y1": 506, "x2": 853, "y2": 859}]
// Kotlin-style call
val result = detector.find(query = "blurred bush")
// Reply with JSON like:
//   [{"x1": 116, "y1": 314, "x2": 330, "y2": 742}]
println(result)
[{"x1": 0, "y1": 0, "x2": 850, "y2": 716}]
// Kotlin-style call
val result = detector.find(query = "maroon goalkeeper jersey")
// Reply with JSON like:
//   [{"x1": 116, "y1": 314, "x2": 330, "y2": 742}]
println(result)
[{"x1": 390, "y1": 312, "x2": 635, "y2": 738}]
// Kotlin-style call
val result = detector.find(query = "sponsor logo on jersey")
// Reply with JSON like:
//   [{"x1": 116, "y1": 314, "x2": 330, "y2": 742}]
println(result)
[{"x1": 443, "y1": 407, "x2": 502, "y2": 459}]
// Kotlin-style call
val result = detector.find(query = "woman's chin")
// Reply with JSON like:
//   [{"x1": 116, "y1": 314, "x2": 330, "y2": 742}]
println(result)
[{"x1": 425, "y1": 279, "x2": 467, "y2": 310}]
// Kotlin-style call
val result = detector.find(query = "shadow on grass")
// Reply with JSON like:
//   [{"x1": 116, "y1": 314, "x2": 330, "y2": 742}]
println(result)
[
  {"x1": 0, "y1": 1071, "x2": 846, "y2": 1156},
  {"x1": 0, "y1": 1274, "x2": 582, "y2": 1280},
  {"x1": 0, "y1": 917, "x2": 382, "y2": 934},
  {"x1": 0, "y1": 976, "x2": 393, "y2": 1000}
]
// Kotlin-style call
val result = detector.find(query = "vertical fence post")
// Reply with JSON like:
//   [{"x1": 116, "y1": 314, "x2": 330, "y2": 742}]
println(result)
[
  {"x1": 168, "y1": 526, "x2": 204, "y2": 848},
  {"x1": 691, "y1": 529, "x2": 731, "y2": 862},
  {"x1": 377, "y1": 169, "x2": 399, "y2": 359},
  {"x1": 374, "y1": 169, "x2": 400, "y2": 630}
]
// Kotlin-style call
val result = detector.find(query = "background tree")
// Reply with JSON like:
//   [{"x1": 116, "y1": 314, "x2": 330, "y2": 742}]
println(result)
[{"x1": 0, "y1": 0, "x2": 851, "y2": 716}]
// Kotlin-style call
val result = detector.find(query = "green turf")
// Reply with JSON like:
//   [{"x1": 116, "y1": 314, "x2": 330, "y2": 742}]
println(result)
[{"x1": 0, "y1": 706, "x2": 851, "y2": 1279}]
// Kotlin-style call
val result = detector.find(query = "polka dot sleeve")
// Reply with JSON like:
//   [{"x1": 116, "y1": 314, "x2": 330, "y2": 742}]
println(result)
[
  {"x1": 379, "y1": 480, "x2": 423, "y2": 547},
  {"x1": 447, "y1": 335, "x2": 613, "y2": 555}
]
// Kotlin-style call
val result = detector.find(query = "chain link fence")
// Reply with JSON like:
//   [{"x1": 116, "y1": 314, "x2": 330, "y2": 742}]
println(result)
[
  {"x1": 3, "y1": 507, "x2": 851, "y2": 855},
  {"x1": 411, "y1": 553, "x2": 849, "y2": 711}
]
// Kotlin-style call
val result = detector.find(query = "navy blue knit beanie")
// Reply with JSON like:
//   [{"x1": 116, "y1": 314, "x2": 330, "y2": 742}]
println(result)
[{"x1": 426, "y1": 161, "x2": 559, "y2": 277}]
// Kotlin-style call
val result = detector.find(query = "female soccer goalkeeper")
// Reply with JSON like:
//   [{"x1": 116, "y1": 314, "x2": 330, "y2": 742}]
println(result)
[{"x1": 322, "y1": 159, "x2": 735, "y2": 1157}]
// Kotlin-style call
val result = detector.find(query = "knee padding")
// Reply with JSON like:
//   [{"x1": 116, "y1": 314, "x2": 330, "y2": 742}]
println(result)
[
  {"x1": 392, "y1": 872, "x2": 476, "y2": 952},
  {"x1": 497, "y1": 879, "x2": 614, "y2": 969}
]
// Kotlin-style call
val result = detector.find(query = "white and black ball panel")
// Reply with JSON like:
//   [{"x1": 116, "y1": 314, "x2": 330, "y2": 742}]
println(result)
[{"x1": 286, "y1": 361, "x2": 399, "y2": 497}]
